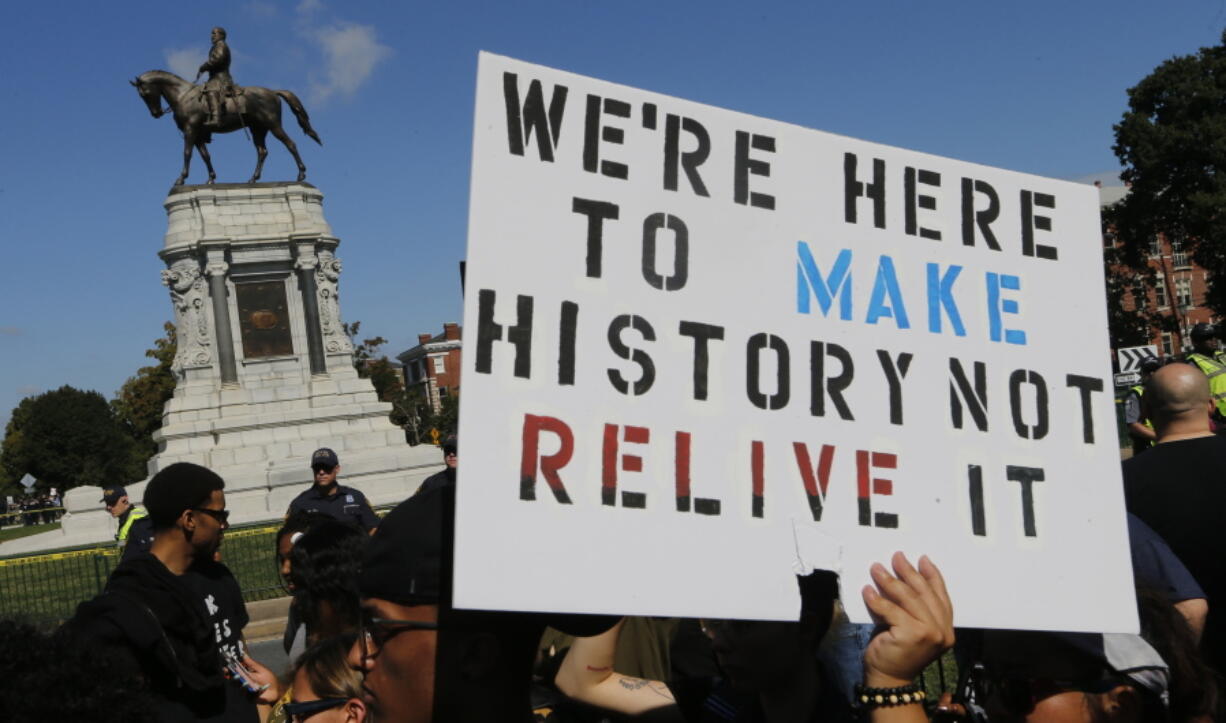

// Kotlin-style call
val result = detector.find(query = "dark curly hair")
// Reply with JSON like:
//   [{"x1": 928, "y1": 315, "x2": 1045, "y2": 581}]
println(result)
[
  {"x1": 276, "y1": 511, "x2": 336, "y2": 591},
  {"x1": 0, "y1": 620, "x2": 156, "y2": 722},
  {"x1": 289, "y1": 519, "x2": 368, "y2": 637}
]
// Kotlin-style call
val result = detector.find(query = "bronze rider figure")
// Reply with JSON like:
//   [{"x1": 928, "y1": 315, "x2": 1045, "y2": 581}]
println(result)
[{"x1": 197, "y1": 27, "x2": 233, "y2": 127}]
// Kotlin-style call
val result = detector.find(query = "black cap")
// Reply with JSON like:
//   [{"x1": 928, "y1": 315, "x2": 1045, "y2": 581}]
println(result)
[
  {"x1": 100, "y1": 486, "x2": 127, "y2": 505},
  {"x1": 442, "y1": 434, "x2": 457, "y2": 456},
  {"x1": 1191, "y1": 323, "x2": 1216, "y2": 341},
  {"x1": 310, "y1": 448, "x2": 339, "y2": 468},
  {"x1": 357, "y1": 482, "x2": 619, "y2": 637},
  {"x1": 359, "y1": 483, "x2": 451, "y2": 606},
  {"x1": 1139, "y1": 358, "x2": 1162, "y2": 375}
]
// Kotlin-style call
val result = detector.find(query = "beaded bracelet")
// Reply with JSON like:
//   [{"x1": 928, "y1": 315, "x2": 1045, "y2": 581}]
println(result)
[{"x1": 853, "y1": 683, "x2": 926, "y2": 709}]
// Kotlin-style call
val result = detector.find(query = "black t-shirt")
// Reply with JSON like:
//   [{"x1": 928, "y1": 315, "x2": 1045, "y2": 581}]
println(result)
[
  {"x1": 180, "y1": 561, "x2": 258, "y2": 723},
  {"x1": 1123, "y1": 435, "x2": 1226, "y2": 668},
  {"x1": 287, "y1": 484, "x2": 379, "y2": 530}
]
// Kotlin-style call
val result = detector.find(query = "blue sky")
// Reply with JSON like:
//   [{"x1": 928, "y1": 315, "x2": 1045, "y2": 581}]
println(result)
[{"x1": 1, "y1": 1, "x2": 1223, "y2": 435}]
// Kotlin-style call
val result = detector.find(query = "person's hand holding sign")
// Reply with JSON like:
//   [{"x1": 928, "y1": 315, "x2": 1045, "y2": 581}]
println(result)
[{"x1": 860, "y1": 553, "x2": 954, "y2": 722}]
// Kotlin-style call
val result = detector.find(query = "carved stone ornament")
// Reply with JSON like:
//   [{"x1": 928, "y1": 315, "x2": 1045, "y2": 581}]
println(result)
[
  {"x1": 315, "y1": 250, "x2": 352, "y2": 353},
  {"x1": 161, "y1": 259, "x2": 212, "y2": 374}
]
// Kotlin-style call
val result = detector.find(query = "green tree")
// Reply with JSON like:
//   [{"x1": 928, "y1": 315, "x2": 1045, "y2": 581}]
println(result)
[
  {"x1": 0, "y1": 386, "x2": 142, "y2": 492},
  {"x1": 1113, "y1": 30, "x2": 1226, "y2": 313},
  {"x1": 1101, "y1": 207, "x2": 1180, "y2": 351},
  {"x1": 112, "y1": 323, "x2": 178, "y2": 470},
  {"x1": 344, "y1": 321, "x2": 416, "y2": 432}
]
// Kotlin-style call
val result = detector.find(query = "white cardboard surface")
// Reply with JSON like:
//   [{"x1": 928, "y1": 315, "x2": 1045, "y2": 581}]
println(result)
[{"x1": 455, "y1": 52, "x2": 1137, "y2": 633}]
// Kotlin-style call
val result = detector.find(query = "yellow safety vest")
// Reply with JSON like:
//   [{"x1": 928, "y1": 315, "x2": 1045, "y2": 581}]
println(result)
[
  {"x1": 1187, "y1": 353, "x2": 1226, "y2": 417},
  {"x1": 1129, "y1": 385, "x2": 1154, "y2": 430},
  {"x1": 117, "y1": 506, "x2": 149, "y2": 543}
]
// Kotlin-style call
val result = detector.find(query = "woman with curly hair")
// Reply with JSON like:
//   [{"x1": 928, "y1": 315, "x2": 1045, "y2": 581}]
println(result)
[{"x1": 289, "y1": 518, "x2": 368, "y2": 648}]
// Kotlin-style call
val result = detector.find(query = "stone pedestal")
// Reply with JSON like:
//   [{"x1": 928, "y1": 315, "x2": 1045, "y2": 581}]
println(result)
[
  {"x1": 3, "y1": 183, "x2": 437, "y2": 555},
  {"x1": 151, "y1": 182, "x2": 438, "y2": 522}
]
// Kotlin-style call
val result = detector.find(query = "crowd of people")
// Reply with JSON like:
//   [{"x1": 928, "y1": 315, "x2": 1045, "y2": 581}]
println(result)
[
  {"x1": 0, "y1": 492, "x2": 62, "y2": 528},
  {"x1": 3, "y1": 334, "x2": 1226, "y2": 721}
]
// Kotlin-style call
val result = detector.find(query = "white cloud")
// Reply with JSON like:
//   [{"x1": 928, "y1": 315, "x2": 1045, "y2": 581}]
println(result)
[
  {"x1": 244, "y1": 0, "x2": 279, "y2": 19},
  {"x1": 308, "y1": 23, "x2": 391, "y2": 104},
  {"x1": 164, "y1": 47, "x2": 200, "y2": 81},
  {"x1": 297, "y1": 0, "x2": 324, "y2": 18}
]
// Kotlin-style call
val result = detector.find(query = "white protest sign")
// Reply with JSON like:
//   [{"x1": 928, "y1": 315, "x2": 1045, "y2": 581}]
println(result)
[{"x1": 456, "y1": 52, "x2": 1136, "y2": 633}]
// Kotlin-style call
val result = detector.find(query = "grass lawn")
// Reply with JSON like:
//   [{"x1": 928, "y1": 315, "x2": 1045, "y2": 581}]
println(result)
[{"x1": 0, "y1": 522, "x2": 60, "y2": 544}]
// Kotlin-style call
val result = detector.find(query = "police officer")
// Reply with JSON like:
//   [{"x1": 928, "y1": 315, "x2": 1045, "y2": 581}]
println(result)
[
  {"x1": 1123, "y1": 358, "x2": 1161, "y2": 455},
  {"x1": 285, "y1": 448, "x2": 379, "y2": 532},
  {"x1": 415, "y1": 434, "x2": 457, "y2": 497},
  {"x1": 1185, "y1": 323, "x2": 1226, "y2": 421},
  {"x1": 102, "y1": 485, "x2": 155, "y2": 560}
]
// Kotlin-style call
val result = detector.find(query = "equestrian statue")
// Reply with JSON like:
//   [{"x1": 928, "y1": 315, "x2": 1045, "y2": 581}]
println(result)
[{"x1": 131, "y1": 27, "x2": 322, "y2": 186}]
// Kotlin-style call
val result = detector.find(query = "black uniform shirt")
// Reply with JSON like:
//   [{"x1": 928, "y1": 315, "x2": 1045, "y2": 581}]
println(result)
[{"x1": 286, "y1": 484, "x2": 378, "y2": 531}]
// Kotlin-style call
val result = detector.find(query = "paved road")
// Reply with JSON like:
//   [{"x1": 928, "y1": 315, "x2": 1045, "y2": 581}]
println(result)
[{"x1": 249, "y1": 636, "x2": 291, "y2": 677}]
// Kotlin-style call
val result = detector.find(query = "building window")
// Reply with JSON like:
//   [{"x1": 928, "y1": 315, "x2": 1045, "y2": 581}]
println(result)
[
  {"x1": 1162, "y1": 332, "x2": 1173, "y2": 357},
  {"x1": 1172, "y1": 238, "x2": 1189, "y2": 268},
  {"x1": 1154, "y1": 274, "x2": 1167, "y2": 308},
  {"x1": 1148, "y1": 236, "x2": 1162, "y2": 257},
  {"x1": 434, "y1": 356, "x2": 446, "y2": 374},
  {"x1": 1176, "y1": 277, "x2": 1193, "y2": 308}
]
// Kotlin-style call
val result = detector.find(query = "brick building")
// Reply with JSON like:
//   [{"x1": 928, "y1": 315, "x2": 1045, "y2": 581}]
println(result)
[
  {"x1": 1101, "y1": 182, "x2": 1216, "y2": 357},
  {"x1": 397, "y1": 322, "x2": 462, "y2": 413}
]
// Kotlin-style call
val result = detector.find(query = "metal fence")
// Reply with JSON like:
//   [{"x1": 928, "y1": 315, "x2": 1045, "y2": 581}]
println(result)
[{"x1": 0, "y1": 518, "x2": 287, "y2": 625}]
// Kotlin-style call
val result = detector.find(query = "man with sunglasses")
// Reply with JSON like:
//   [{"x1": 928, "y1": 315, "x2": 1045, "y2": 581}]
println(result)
[
  {"x1": 348, "y1": 482, "x2": 616, "y2": 722},
  {"x1": 286, "y1": 447, "x2": 379, "y2": 532},
  {"x1": 68, "y1": 462, "x2": 280, "y2": 721}
]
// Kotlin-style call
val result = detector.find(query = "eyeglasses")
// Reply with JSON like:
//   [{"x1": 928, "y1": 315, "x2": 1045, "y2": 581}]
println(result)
[
  {"x1": 191, "y1": 507, "x2": 230, "y2": 525},
  {"x1": 358, "y1": 609, "x2": 439, "y2": 660},
  {"x1": 283, "y1": 697, "x2": 347, "y2": 722},
  {"x1": 312, "y1": 465, "x2": 337, "y2": 474}
]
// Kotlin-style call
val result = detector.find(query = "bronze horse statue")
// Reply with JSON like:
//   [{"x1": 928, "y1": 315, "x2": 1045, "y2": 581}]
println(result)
[{"x1": 131, "y1": 70, "x2": 322, "y2": 186}]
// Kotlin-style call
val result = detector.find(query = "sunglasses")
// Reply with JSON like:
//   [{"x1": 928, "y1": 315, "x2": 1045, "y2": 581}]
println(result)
[
  {"x1": 312, "y1": 465, "x2": 337, "y2": 474},
  {"x1": 283, "y1": 697, "x2": 347, "y2": 721},
  {"x1": 191, "y1": 507, "x2": 230, "y2": 525},
  {"x1": 357, "y1": 610, "x2": 439, "y2": 660}
]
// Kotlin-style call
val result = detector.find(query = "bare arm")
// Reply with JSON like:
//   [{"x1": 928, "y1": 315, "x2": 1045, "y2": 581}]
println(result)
[
  {"x1": 1127, "y1": 422, "x2": 1157, "y2": 442},
  {"x1": 554, "y1": 618, "x2": 676, "y2": 715},
  {"x1": 1175, "y1": 597, "x2": 1208, "y2": 643}
]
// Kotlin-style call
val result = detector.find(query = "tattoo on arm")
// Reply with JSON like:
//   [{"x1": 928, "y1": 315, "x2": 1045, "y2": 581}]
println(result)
[{"x1": 617, "y1": 677, "x2": 674, "y2": 701}]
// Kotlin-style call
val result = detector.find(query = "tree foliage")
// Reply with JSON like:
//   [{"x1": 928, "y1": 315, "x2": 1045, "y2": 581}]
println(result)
[
  {"x1": 1101, "y1": 207, "x2": 1180, "y2": 351},
  {"x1": 0, "y1": 386, "x2": 142, "y2": 493},
  {"x1": 1113, "y1": 30, "x2": 1226, "y2": 313},
  {"x1": 344, "y1": 321, "x2": 458, "y2": 444},
  {"x1": 112, "y1": 322, "x2": 178, "y2": 469}
]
